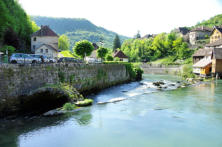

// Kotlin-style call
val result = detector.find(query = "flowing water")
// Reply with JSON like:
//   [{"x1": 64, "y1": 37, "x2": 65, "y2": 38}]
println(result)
[{"x1": 1, "y1": 74, "x2": 222, "y2": 147}]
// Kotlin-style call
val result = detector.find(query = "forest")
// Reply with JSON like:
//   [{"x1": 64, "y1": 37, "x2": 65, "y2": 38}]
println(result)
[{"x1": 0, "y1": 0, "x2": 37, "y2": 53}]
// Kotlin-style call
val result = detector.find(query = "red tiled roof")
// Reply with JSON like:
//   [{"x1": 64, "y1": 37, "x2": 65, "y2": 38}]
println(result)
[
  {"x1": 32, "y1": 26, "x2": 58, "y2": 37},
  {"x1": 113, "y1": 50, "x2": 128, "y2": 58}
]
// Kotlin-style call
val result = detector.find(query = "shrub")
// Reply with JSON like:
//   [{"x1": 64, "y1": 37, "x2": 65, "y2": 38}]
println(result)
[
  {"x1": 62, "y1": 103, "x2": 76, "y2": 111},
  {"x1": 114, "y1": 57, "x2": 120, "y2": 61},
  {"x1": 106, "y1": 55, "x2": 114, "y2": 61},
  {"x1": 181, "y1": 64, "x2": 196, "y2": 79}
]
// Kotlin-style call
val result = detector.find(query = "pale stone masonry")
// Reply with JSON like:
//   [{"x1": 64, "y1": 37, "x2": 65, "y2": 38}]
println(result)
[
  {"x1": 189, "y1": 26, "x2": 212, "y2": 45},
  {"x1": 31, "y1": 25, "x2": 59, "y2": 58}
]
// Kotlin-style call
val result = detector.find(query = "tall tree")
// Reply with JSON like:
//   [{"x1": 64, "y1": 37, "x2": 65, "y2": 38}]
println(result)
[
  {"x1": 113, "y1": 34, "x2": 121, "y2": 51},
  {"x1": 58, "y1": 35, "x2": 70, "y2": 50},
  {"x1": 135, "y1": 31, "x2": 141, "y2": 39},
  {"x1": 73, "y1": 40, "x2": 94, "y2": 59}
]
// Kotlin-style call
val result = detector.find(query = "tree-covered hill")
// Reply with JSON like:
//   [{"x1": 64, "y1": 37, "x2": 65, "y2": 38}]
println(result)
[
  {"x1": 32, "y1": 16, "x2": 130, "y2": 49},
  {"x1": 0, "y1": 0, "x2": 35, "y2": 52},
  {"x1": 196, "y1": 14, "x2": 222, "y2": 27}
]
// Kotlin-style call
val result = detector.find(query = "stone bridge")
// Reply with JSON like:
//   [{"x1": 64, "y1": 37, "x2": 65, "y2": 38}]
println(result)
[{"x1": 0, "y1": 63, "x2": 131, "y2": 117}]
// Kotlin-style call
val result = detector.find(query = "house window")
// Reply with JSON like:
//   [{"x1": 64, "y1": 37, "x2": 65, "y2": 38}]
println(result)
[
  {"x1": 46, "y1": 49, "x2": 48, "y2": 53},
  {"x1": 33, "y1": 37, "x2": 36, "y2": 41},
  {"x1": 33, "y1": 45, "x2": 35, "y2": 50},
  {"x1": 41, "y1": 49, "x2": 43, "y2": 53}
]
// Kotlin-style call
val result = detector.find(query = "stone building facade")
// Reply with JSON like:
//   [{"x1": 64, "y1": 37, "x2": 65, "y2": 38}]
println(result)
[
  {"x1": 189, "y1": 26, "x2": 212, "y2": 45},
  {"x1": 31, "y1": 26, "x2": 59, "y2": 58}
]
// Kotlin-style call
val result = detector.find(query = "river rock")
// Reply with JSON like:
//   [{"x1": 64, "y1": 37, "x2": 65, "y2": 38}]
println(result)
[
  {"x1": 97, "y1": 98, "x2": 126, "y2": 104},
  {"x1": 153, "y1": 81, "x2": 165, "y2": 86},
  {"x1": 108, "y1": 98, "x2": 126, "y2": 103},
  {"x1": 43, "y1": 109, "x2": 66, "y2": 116}
]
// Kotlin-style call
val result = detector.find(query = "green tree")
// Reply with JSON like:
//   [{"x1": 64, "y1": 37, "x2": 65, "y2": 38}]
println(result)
[
  {"x1": 0, "y1": 45, "x2": 15, "y2": 56},
  {"x1": 113, "y1": 34, "x2": 121, "y2": 51},
  {"x1": 31, "y1": 21, "x2": 40, "y2": 32},
  {"x1": 0, "y1": 0, "x2": 34, "y2": 51},
  {"x1": 59, "y1": 35, "x2": 70, "y2": 50},
  {"x1": 97, "y1": 47, "x2": 108, "y2": 61},
  {"x1": 73, "y1": 40, "x2": 94, "y2": 59},
  {"x1": 106, "y1": 54, "x2": 114, "y2": 61}
]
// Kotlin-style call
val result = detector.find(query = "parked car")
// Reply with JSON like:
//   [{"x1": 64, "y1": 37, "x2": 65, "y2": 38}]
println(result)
[
  {"x1": 10, "y1": 53, "x2": 39, "y2": 64},
  {"x1": 47, "y1": 57, "x2": 57, "y2": 63},
  {"x1": 29, "y1": 54, "x2": 47, "y2": 63},
  {"x1": 58, "y1": 57, "x2": 83, "y2": 63},
  {"x1": 87, "y1": 58, "x2": 102, "y2": 64}
]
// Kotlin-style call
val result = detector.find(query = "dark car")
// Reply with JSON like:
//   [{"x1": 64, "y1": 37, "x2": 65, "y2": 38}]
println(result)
[{"x1": 58, "y1": 57, "x2": 83, "y2": 63}]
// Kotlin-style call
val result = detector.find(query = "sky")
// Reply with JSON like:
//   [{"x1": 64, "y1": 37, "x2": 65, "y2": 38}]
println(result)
[{"x1": 18, "y1": 0, "x2": 222, "y2": 37}]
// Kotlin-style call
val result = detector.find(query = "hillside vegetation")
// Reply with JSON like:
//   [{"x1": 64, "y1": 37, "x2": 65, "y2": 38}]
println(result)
[
  {"x1": 32, "y1": 16, "x2": 129, "y2": 49},
  {"x1": 196, "y1": 14, "x2": 222, "y2": 27},
  {"x1": 0, "y1": 0, "x2": 35, "y2": 52},
  {"x1": 121, "y1": 33, "x2": 194, "y2": 63}
]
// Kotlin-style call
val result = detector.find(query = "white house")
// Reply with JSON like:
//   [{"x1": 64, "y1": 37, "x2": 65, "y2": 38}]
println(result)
[
  {"x1": 31, "y1": 25, "x2": 59, "y2": 58},
  {"x1": 113, "y1": 50, "x2": 129, "y2": 62}
]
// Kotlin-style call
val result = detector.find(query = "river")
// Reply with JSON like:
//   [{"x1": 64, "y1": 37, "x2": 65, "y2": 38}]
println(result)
[{"x1": 1, "y1": 74, "x2": 222, "y2": 147}]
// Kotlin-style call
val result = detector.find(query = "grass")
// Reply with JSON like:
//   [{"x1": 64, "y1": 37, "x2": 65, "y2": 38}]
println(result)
[
  {"x1": 60, "y1": 51, "x2": 76, "y2": 58},
  {"x1": 150, "y1": 56, "x2": 177, "y2": 65},
  {"x1": 150, "y1": 56, "x2": 193, "y2": 65}
]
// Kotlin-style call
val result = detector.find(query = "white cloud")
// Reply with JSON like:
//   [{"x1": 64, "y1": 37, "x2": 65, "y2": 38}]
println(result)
[{"x1": 18, "y1": 0, "x2": 222, "y2": 37}]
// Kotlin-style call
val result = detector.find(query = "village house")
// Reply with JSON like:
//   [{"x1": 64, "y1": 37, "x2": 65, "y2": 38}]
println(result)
[
  {"x1": 189, "y1": 26, "x2": 212, "y2": 45},
  {"x1": 193, "y1": 55, "x2": 212, "y2": 76},
  {"x1": 209, "y1": 26, "x2": 222, "y2": 43},
  {"x1": 192, "y1": 26, "x2": 222, "y2": 77},
  {"x1": 113, "y1": 50, "x2": 129, "y2": 62},
  {"x1": 211, "y1": 48, "x2": 222, "y2": 77},
  {"x1": 31, "y1": 25, "x2": 59, "y2": 58},
  {"x1": 192, "y1": 48, "x2": 213, "y2": 64}
]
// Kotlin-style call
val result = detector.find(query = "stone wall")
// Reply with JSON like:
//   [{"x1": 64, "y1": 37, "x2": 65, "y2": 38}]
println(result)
[
  {"x1": 140, "y1": 64, "x2": 182, "y2": 75},
  {"x1": 0, "y1": 63, "x2": 130, "y2": 98},
  {"x1": 0, "y1": 63, "x2": 130, "y2": 117}
]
